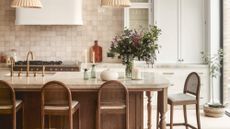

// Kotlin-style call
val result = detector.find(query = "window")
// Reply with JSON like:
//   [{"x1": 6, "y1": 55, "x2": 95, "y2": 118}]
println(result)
[
  {"x1": 223, "y1": 0, "x2": 230, "y2": 105},
  {"x1": 124, "y1": 0, "x2": 153, "y2": 29}
]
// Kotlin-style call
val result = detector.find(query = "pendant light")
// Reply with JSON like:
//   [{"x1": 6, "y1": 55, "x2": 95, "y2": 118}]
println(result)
[
  {"x1": 101, "y1": 0, "x2": 131, "y2": 7},
  {"x1": 11, "y1": 0, "x2": 43, "y2": 8}
]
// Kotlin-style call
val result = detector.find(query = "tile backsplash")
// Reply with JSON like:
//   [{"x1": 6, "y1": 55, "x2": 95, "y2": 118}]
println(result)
[{"x1": 0, "y1": 0, "x2": 123, "y2": 62}]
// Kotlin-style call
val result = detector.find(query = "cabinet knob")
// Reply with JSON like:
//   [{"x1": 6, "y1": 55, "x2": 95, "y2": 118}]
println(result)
[{"x1": 178, "y1": 59, "x2": 184, "y2": 62}]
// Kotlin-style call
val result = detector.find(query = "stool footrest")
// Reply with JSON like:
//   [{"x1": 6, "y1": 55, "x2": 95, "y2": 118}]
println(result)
[{"x1": 166, "y1": 123, "x2": 197, "y2": 129}]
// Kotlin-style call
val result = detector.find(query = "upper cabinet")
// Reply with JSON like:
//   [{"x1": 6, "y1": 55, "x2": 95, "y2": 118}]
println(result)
[
  {"x1": 154, "y1": 0, "x2": 206, "y2": 63},
  {"x1": 124, "y1": 0, "x2": 153, "y2": 29},
  {"x1": 154, "y1": 0, "x2": 179, "y2": 63},
  {"x1": 180, "y1": 0, "x2": 205, "y2": 63}
]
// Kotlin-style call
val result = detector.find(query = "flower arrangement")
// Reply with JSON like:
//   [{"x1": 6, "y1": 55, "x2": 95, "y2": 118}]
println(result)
[{"x1": 107, "y1": 26, "x2": 161, "y2": 77}]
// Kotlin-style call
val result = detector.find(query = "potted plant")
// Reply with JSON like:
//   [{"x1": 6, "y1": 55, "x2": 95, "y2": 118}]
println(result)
[
  {"x1": 107, "y1": 26, "x2": 161, "y2": 78},
  {"x1": 202, "y1": 49, "x2": 226, "y2": 117}
]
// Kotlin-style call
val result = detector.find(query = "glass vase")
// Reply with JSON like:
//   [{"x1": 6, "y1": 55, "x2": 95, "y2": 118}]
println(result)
[{"x1": 125, "y1": 61, "x2": 133, "y2": 78}]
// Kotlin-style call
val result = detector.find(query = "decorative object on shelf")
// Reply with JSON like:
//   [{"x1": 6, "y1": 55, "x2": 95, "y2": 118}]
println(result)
[
  {"x1": 101, "y1": 0, "x2": 130, "y2": 7},
  {"x1": 202, "y1": 49, "x2": 226, "y2": 117},
  {"x1": 108, "y1": 26, "x2": 161, "y2": 78},
  {"x1": 90, "y1": 40, "x2": 102, "y2": 63},
  {"x1": 11, "y1": 0, "x2": 43, "y2": 8},
  {"x1": 91, "y1": 64, "x2": 96, "y2": 79},
  {"x1": 100, "y1": 69, "x2": 118, "y2": 81},
  {"x1": 84, "y1": 68, "x2": 89, "y2": 80}
]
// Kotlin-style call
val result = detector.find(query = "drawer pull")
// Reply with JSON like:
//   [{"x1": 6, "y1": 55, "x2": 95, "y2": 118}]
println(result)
[
  {"x1": 198, "y1": 72, "x2": 204, "y2": 75},
  {"x1": 162, "y1": 72, "x2": 174, "y2": 75},
  {"x1": 170, "y1": 84, "x2": 174, "y2": 86}
]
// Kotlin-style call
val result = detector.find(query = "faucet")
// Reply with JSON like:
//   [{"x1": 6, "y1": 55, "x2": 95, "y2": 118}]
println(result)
[
  {"x1": 26, "y1": 51, "x2": 34, "y2": 77},
  {"x1": 10, "y1": 57, "x2": 15, "y2": 77}
]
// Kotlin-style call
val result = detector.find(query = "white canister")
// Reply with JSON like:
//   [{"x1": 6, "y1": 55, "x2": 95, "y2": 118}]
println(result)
[{"x1": 132, "y1": 67, "x2": 142, "y2": 80}]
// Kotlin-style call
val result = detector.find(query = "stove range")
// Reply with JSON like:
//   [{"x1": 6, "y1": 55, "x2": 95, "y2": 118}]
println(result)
[
  {"x1": 13, "y1": 60, "x2": 80, "y2": 72},
  {"x1": 15, "y1": 60, "x2": 63, "y2": 65}
]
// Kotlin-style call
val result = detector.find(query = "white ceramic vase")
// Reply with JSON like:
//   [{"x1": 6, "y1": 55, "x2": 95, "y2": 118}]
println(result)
[{"x1": 100, "y1": 69, "x2": 119, "y2": 81}]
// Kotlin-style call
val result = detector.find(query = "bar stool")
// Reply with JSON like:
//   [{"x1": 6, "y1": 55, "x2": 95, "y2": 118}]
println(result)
[
  {"x1": 97, "y1": 80, "x2": 129, "y2": 129},
  {"x1": 41, "y1": 81, "x2": 80, "y2": 129},
  {"x1": 156, "y1": 72, "x2": 201, "y2": 129},
  {"x1": 0, "y1": 80, "x2": 23, "y2": 129}
]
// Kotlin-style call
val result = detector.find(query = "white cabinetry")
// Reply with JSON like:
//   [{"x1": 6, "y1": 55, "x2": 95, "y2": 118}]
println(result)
[
  {"x1": 155, "y1": 0, "x2": 205, "y2": 63},
  {"x1": 154, "y1": 0, "x2": 178, "y2": 63}
]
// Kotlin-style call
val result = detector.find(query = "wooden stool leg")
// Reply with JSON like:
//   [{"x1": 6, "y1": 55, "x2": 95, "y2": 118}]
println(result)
[
  {"x1": 196, "y1": 104, "x2": 201, "y2": 129},
  {"x1": 48, "y1": 115, "x2": 51, "y2": 129},
  {"x1": 183, "y1": 105, "x2": 188, "y2": 129},
  {"x1": 22, "y1": 105, "x2": 24, "y2": 129},
  {"x1": 170, "y1": 105, "x2": 173, "y2": 129},
  {"x1": 78, "y1": 107, "x2": 81, "y2": 129},
  {"x1": 13, "y1": 111, "x2": 16, "y2": 129},
  {"x1": 98, "y1": 110, "x2": 101, "y2": 129},
  {"x1": 69, "y1": 114, "x2": 73, "y2": 129},
  {"x1": 156, "y1": 108, "x2": 159, "y2": 129},
  {"x1": 41, "y1": 113, "x2": 44, "y2": 129}
]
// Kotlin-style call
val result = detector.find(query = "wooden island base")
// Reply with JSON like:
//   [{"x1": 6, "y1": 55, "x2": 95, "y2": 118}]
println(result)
[{"x1": 0, "y1": 91, "x2": 144, "y2": 129}]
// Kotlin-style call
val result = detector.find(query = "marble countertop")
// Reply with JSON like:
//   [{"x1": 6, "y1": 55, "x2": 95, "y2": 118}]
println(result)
[
  {"x1": 85, "y1": 63, "x2": 208, "y2": 69},
  {"x1": 0, "y1": 70, "x2": 169, "y2": 91}
]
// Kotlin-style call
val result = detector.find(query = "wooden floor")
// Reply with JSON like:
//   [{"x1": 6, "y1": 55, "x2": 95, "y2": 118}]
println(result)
[{"x1": 144, "y1": 109, "x2": 230, "y2": 129}]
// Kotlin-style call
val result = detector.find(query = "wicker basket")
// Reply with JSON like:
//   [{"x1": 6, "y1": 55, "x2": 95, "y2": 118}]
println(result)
[{"x1": 203, "y1": 104, "x2": 225, "y2": 117}]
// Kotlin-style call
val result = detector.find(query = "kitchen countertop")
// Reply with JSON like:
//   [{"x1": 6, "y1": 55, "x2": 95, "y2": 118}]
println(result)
[
  {"x1": 85, "y1": 62, "x2": 208, "y2": 69},
  {"x1": 0, "y1": 62, "x2": 208, "y2": 71},
  {"x1": 0, "y1": 70, "x2": 169, "y2": 91}
]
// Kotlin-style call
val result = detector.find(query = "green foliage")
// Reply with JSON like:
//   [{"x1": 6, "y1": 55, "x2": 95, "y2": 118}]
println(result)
[
  {"x1": 201, "y1": 49, "x2": 224, "y2": 78},
  {"x1": 108, "y1": 26, "x2": 161, "y2": 65}
]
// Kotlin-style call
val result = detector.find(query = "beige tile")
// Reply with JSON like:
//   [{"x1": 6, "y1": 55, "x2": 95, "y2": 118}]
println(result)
[{"x1": 0, "y1": 0, "x2": 123, "y2": 62}]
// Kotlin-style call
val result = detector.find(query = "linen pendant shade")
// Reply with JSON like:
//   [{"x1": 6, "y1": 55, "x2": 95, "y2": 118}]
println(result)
[
  {"x1": 101, "y1": 0, "x2": 131, "y2": 7},
  {"x1": 11, "y1": 0, "x2": 43, "y2": 8}
]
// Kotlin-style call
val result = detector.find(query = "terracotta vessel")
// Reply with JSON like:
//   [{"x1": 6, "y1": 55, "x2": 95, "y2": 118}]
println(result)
[{"x1": 90, "y1": 40, "x2": 102, "y2": 63}]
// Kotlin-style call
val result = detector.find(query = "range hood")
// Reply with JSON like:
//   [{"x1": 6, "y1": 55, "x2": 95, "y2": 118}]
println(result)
[{"x1": 15, "y1": 0, "x2": 83, "y2": 25}]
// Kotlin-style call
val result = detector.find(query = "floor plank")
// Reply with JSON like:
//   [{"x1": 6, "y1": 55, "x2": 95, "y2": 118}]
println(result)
[{"x1": 144, "y1": 109, "x2": 230, "y2": 129}]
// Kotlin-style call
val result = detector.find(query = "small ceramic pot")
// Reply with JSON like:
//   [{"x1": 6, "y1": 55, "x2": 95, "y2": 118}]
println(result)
[{"x1": 100, "y1": 69, "x2": 119, "y2": 81}]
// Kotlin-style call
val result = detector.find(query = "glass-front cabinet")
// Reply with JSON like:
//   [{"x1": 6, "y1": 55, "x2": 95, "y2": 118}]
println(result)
[{"x1": 124, "y1": 0, "x2": 153, "y2": 29}]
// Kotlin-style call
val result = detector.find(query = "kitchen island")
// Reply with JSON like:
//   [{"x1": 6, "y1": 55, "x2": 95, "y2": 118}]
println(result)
[{"x1": 0, "y1": 71, "x2": 169, "y2": 129}]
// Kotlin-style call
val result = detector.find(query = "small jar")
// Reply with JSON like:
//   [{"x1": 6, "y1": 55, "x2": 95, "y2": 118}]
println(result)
[
  {"x1": 9, "y1": 49, "x2": 17, "y2": 61},
  {"x1": 84, "y1": 69, "x2": 89, "y2": 80},
  {"x1": 91, "y1": 64, "x2": 96, "y2": 79}
]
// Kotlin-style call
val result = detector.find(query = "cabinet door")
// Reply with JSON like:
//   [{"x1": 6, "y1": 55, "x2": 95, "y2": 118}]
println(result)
[
  {"x1": 180, "y1": 0, "x2": 205, "y2": 63},
  {"x1": 124, "y1": 0, "x2": 153, "y2": 29},
  {"x1": 129, "y1": 8, "x2": 150, "y2": 29},
  {"x1": 155, "y1": 0, "x2": 179, "y2": 63}
]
